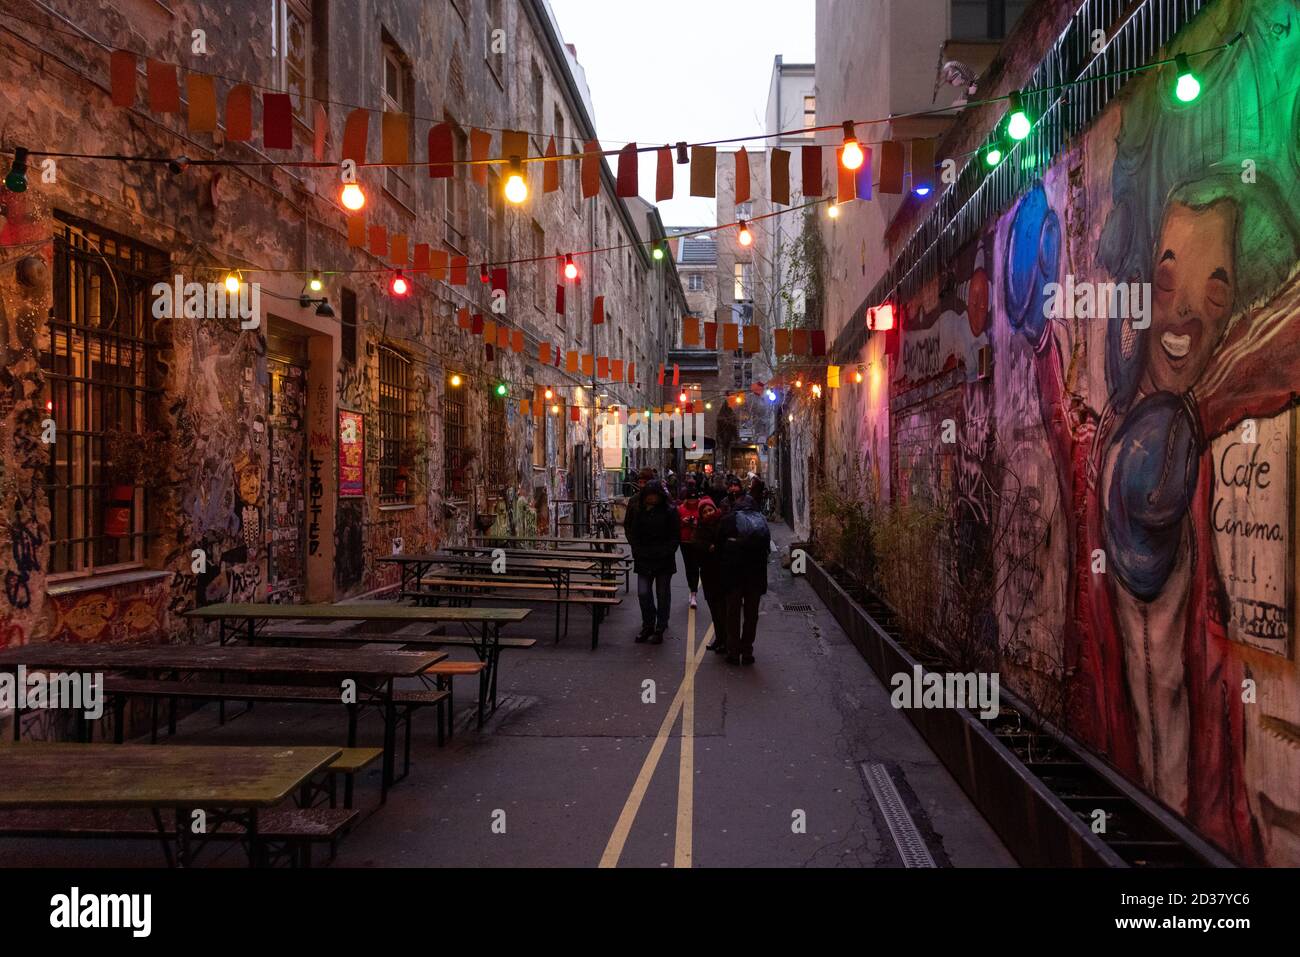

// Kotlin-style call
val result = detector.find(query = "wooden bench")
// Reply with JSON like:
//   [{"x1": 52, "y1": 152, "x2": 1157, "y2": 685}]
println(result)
[
  {"x1": 299, "y1": 747, "x2": 383, "y2": 810},
  {"x1": 0, "y1": 806, "x2": 358, "y2": 867},
  {"x1": 405, "y1": 590, "x2": 621, "y2": 649},
  {"x1": 102, "y1": 679, "x2": 449, "y2": 791}
]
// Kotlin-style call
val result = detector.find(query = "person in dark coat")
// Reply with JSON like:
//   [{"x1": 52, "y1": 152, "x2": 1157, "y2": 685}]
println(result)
[
  {"x1": 623, "y1": 479, "x2": 680, "y2": 644},
  {"x1": 692, "y1": 496, "x2": 729, "y2": 653},
  {"x1": 748, "y1": 477, "x2": 768, "y2": 513},
  {"x1": 718, "y1": 493, "x2": 770, "y2": 664}
]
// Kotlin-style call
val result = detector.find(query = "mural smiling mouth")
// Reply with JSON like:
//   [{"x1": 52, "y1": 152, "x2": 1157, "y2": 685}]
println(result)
[{"x1": 1160, "y1": 331, "x2": 1193, "y2": 362}]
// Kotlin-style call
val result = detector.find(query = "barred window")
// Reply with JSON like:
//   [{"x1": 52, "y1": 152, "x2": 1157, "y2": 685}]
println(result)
[
  {"x1": 43, "y1": 213, "x2": 168, "y2": 576},
  {"x1": 486, "y1": 394, "x2": 508, "y2": 490},
  {"x1": 443, "y1": 377, "x2": 468, "y2": 497},
  {"x1": 377, "y1": 345, "x2": 413, "y2": 503}
]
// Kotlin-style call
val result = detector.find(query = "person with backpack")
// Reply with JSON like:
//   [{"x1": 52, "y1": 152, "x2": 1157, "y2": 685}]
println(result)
[
  {"x1": 623, "y1": 479, "x2": 680, "y2": 644},
  {"x1": 676, "y1": 479, "x2": 709, "y2": 609},
  {"x1": 718, "y1": 493, "x2": 771, "y2": 664}
]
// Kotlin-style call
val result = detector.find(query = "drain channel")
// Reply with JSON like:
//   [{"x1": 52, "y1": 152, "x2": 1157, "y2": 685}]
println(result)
[{"x1": 861, "y1": 762, "x2": 937, "y2": 868}]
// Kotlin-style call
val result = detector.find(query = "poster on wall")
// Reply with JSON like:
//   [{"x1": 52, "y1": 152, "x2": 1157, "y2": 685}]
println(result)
[
  {"x1": 1210, "y1": 409, "x2": 1293, "y2": 658},
  {"x1": 339, "y1": 409, "x2": 364, "y2": 498}
]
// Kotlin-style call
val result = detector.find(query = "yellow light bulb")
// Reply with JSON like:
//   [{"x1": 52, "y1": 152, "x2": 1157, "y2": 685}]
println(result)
[
  {"x1": 827, "y1": 203, "x2": 840, "y2": 219},
  {"x1": 505, "y1": 173, "x2": 528, "y2": 204},
  {"x1": 340, "y1": 183, "x2": 365, "y2": 211},
  {"x1": 841, "y1": 140, "x2": 864, "y2": 170},
  {"x1": 450, "y1": 374, "x2": 462, "y2": 387},
  {"x1": 224, "y1": 273, "x2": 240, "y2": 294}
]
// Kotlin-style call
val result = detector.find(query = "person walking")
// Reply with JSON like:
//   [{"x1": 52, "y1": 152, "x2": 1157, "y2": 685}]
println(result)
[
  {"x1": 676, "y1": 480, "x2": 706, "y2": 609},
  {"x1": 623, "y1": 478, "x2": 679, "y2": 644},
  {"x1": 693, "y1": 496, "x2": 729, "y2": 653},
  {"x1": 718, "y1": 493, "x2": 770, "y2": 664}
]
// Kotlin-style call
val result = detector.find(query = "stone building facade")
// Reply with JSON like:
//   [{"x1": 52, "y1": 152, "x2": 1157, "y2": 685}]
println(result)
[{"x1": 0, "y1": 0, "x2": 679, "y2": 678}]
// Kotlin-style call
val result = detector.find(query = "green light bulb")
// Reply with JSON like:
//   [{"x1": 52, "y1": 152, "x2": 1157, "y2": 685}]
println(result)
[
  {"x1": 496, "y1": 383, "x2": 508, "y2": 397},
  {"x1": 1174, "y1": 55, "x2": 1200, "y2": 103},
  {"x1": 652, "y1": 246, "x2": 664, "y2": 261},
  {"x1": 985, "y1": 145, "x2": 1003, "y2": 167}
]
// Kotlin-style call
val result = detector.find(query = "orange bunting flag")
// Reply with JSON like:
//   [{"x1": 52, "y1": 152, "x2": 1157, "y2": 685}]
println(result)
[
  {"x1": 501, "y1": 129, "x2": 528, "y2": 162},
  {"x1": 616, "y1": 143, "x2": 638, "y2": 197},
  {"x1": 566, "y1": 350, "x2": 579, "y2": 373},
  {"x1": 389, "y1": 233, "x2": 408, "y2": 265},
  {"x1": 539, "y1": 342, "x2": 551, "y2": 364},
  {"x1": 470, "y1": 128, "x2": 492, "y2": 186},
  {"x1": 342, "y1": 108, "x2": 369, "y2": 164},
  {"x1": 431, "y1": 250, "x2": 449, "y2": 281},
  {"x1": 612, "y1": 359, "x2": 624, "y2": 380},
  {"x1": 347, "y1": 217, "x2": 365, "y2": 248},
  {"x1": 597, "y1": 356, "x2": 609, "y2": 379},
  {"x1": 225, "y1": 84, "x2": 253, "y2": 142},
  {"x1": 672, "y1": 363, "x2": 680, "y2": 386},
  {"x1": 519, "y1": 399, "x2": 531, "y2": 416},
  {"x1": 110, "y1": 50, "x2": 137, "y2": 108},
  {"x1": 512, "y1": 329, "x2": 525, "y2": 353},
  {"x1": 722, "y1": 323, "x2": 740, "y2": 351},
  {"x1": 735, "y1": 148, "x2": 751, "y2": 204},
  {"x1": 186, "y1": 74, "x2": 217, "y2": 132},
  {"x1": 771, "y1": 148, "x2": 791, "y2": 206},
  {"x1": 381, "y1": 112, "x2": 410, "y2": 166},
  {"x1": 581, "y1": 354, "x2": 594, "y2": 377},
  {"x1": 457, "y1": 307, "x2": 471, "y2": 329},
  {"x1": 581, "y1": 139, "x2": 601, "y2": 198},
  {"x1": 263, "y1": 93, "x2": 293, "y2": 149},
  {"x1": 828, "y1": 365, "x2": 841, "y2": 388},
  {"x1": 682, "y1": 317, "x2": 700, "y2": 346},
  {"x1": 592, "y1": 295, "x2": 605, "y2": 325},
  {"x1": 656, "y1": 145, "x2": 673, "y2": 202},
  {"x1": 801, "y1": 145, "x2": 824, "y2": 197},
  {"x1": 450, "y1": 256, "x2": 468, "y2": 285},
  {"x1": 482, "y1": 319, "x2": 496, "y2": 343},
  {"x1": 657, "y1": 364, "x2": 665, "y2": 385},
  {"x1": 544, "y1": 136, "x2": 559, "y2": 193},
  {"x1": 774, "y1": 328, "x2": 791, "y2": 355},
  {"x1": 837, "y1": 148, "x2": 856, "y2": 204},
  {"x1": 368, "y1": 225, "x2": 388, "y2": 257},
  {"x1": 499, "y1": 325, "x2": 512, "y2": 348},
  {"x1": 743, "y1": 324, "x2": 760, "y2": 354},
  {"x1": 428, "y1": 122, "x2": 453, "y2": 177},
  {"x1": 146, "y1": 60, "x2": 180, "y2": 113},
  {"x1": 690, "y1": 145, "x2": 716, "y2": 198}
]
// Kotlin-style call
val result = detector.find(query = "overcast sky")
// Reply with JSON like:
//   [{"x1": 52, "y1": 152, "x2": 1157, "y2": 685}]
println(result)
[{"x1": 547, "y1": 0, "x2": 816, "y2": 227}]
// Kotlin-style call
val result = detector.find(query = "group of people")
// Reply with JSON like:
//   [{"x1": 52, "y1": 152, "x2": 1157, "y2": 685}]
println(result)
[{"x1": 622, "y1": 467, "x2": 770, "y2": 665}]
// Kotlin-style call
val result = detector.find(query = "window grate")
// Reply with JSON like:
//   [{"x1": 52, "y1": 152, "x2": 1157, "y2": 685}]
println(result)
[
  {"x1": 42, "y1": 213, "x2": 167, "y2": 576},
  {"x1": 443, "y1": 378, "x2": 468, "y2": 497},
  {"x1": 377, "y1": 345, "x2": 413, "y2": 503}
]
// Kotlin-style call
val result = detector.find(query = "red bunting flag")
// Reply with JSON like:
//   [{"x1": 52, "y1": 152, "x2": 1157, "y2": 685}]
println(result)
[
  {"x1": 368, "y1": 225, "x2": 387, "y2": 257},
  {"x1": 450, "y1": 256, "x2": 468, "y2": 285},
  {"x1": 457, "y1": 307, "x2": 471, "y2": 329},
  {"x1": 735, "y1": 148, "x2": 751, "y2": 204},
  {"x1": 592, "y1": 295, "x2": 605, "y2": 325},
  {"x1": 811, "y1": 330, "x2": 827, "y2": 356},
  {"x1": 616, "y1": 143, "x2": 638, "y2": 197},
  {"x1": 570, "y1": 405, "x2": 581, "y2": 422},
  {"x1": 555, "y1": 284, "x2": 565, "y2": 314},
  {"x1": 471, "y1": 314, "x2": 484, "y2": 335},
  {"x1": 704, "y1": 322, "x2": 717, "y2": 350},
  {"x1": 491, "y1": 268, "x2": 508, "y2": 294},
  {"x1": 627, "y1": 362, "x2": 636, "y2": 384},
  {"x1": 581, "y1": 139, "x2": 601, "y2": 198},
  {"x1": 656, "y1": 146, "x2": 673, "y2": 202},
  {"x1": 413, "y1": 243, "x2": 430, "y2": 273},
  {"x1": 146, "y1": 60, "x2": 180, "y2": 113},
  {"x1": 657, "y1": 364, "x2": 665, "y2": 385},
  {"x1": 544, "y1": 136, "x2": 559, "y2": 193},
  {"x1": 347, "y1": 217, "x2": 365, "y2": 248},
  {"x1": 597, "y1": 356, "x2": 609, "y2": 379},
  {"x1": 428, "y1": 122, "x2": 453, "y2": 177},
  {"x1": 672, "y1": 364, "x2": 680, "y2": 386},
  {"x1": 110, "y1": 50, "x2": 137, "y2": 108},
  {"x1": 226, "y1": 84, "x2": 253, "y2": 142},
  {"x1": 342, "y1": 108, "x2": 369, "y2": 164},
  {"x1": 612, "y1": 359, "x2": 624, "y2": 380},
  {"x1": 802, "y1": 145, "x2": 823, "y2": 197},
  {"x1": 470, "y1": 128, "x2": 492, "y2": 186},
  {"x1": 263, "y1": 93, "x2": 293, "y2": 149}
]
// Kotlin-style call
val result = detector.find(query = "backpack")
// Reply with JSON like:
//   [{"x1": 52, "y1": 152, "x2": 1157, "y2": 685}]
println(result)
[{"x1": 732, "y1": 510, "x2": 770, "y2": 552}]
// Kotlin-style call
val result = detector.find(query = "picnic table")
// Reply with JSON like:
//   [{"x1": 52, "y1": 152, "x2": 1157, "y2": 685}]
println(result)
[
  {"x1": 0, "y1": 640, "x2": 444, "y2": 795},
  {"x1": 0, "y1": 743, "x2": 341, "y2": 866},
  {"x1": 185, "y1": 601, "x2": 530, "y2": 730},
  {"x1": 380, "y1": 552, "x2": 595, "y2": 602},
  {"x1": 470, "y1": 535, "x2": 626, "y2": 552}
]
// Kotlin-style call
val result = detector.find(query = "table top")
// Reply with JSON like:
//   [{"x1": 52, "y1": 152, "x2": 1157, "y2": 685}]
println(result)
[
  {"x1": 381, "y1": 553, "x2": 596, "y2": 572},
  {"x1": 185, "y1": 602, "x2": 531, "y2": 624},
  {"x1": 0, "y1": 744, "x2": 341, "y2": 809},
  {"x1": 448, "y1": 545, "x2": 627, "y2": 559},
  {"x1": 0, "y1": 642, "x2": 446, "y2": 678},
  {"x1": 470, "y1": 536, "x2": 626, "y2": 548}
]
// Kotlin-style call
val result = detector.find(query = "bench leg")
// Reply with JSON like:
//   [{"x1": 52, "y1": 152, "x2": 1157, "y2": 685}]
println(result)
[
  {"x1": 403, "y1": 707, "x2": 413, "y2": 778},
  {"x1": 380, "y1": 687, "x2": 396, "y2": 801},
  {"x1": 476, "y1": 667, "x2": 487, "y2": 730}
]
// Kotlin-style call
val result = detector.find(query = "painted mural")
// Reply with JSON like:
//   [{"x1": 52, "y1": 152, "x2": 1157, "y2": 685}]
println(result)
[{"x1": 832, "y1": 0, "x2": 1300, "y2": 865}]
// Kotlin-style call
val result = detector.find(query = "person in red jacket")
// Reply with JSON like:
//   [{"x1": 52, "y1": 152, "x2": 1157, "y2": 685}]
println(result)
[{"x1": 676, "y1": 479, "x2": 707, "y2": 608}]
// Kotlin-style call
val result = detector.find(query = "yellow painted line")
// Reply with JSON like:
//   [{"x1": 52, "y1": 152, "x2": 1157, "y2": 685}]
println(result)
[
  {"x1": 598, "y1": 617, "x2": 713, "y2": 869},
  {"x1": 674, "y1": 606, "x2": 697, "y2": 868}
]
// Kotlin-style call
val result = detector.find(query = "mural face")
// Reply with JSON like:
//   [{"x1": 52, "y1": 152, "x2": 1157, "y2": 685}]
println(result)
[{"x1": 829, "y1": 0, "x2": 1300, "y2": 865}]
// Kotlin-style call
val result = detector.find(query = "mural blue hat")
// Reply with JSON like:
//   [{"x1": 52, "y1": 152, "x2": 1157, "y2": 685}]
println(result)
[
  {"x1": 1104, "y1": 391, "x2": 1200, "y2": 601},
  {"x1": 1002, "y1": 183, "x2": 1060, "y2": 352}
]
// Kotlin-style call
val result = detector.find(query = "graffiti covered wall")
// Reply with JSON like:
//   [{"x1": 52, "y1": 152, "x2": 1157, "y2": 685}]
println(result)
[{"x1": 829, "y1": 0, "x2": 1300, "y2": 865}]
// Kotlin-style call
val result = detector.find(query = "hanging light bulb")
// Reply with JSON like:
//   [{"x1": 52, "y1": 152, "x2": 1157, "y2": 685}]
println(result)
[
  {"x1": 1174, "y1": 53, "x2": 1201, "y2": 103},
  {"x1": 765, "y1": 389, "x2": 777, "y2": 403},
  {"x1": 223, "y1": 271, "x2": 241, "y2": 294},
  {"x1": 704, "y1": 401, "x2": 712, "y2": 410},
  {"x1": 678, "y1": 391, "x2": 688, "y2": 404},
  {"x1": 544, "y1": 387, "x2": 554, "y2": 400},
  {"x1": 450, "y1": 373, "x2": 463, "y2": 387},
  {"x1": 1006, "y1": 91, "x2": 1031, "y2": 141},
  {"x1": 652, "y1": 243, "x2": 665, "y2": 261},
  {"x1": 675, "y1": 141, "x2": 689, "y2": 164},
  {"x1": 4, "y1": 147, "x2": 29, "y2": 193},
  {"x1": 983, "y1": 138, "x2": 1005, "y2": 168},
  {"x1": 340, "y1": 182, "x2": 366, "y2": 211},
  {"x1": 551, "y1": 403, "x2": 561, "y2": 415},
  {"x1": 737, "y1": 219, "x2": 753, "y2": 247},
  {"x1": 840, "y1": 121, "x2": 864, "y2": 170},
  {"x1": 308, "y1": 271, "x2": 324, "y2": 293},
  {"x1": 390, "y1": 271, "x2": 410, "y2": 297},
  {"x1": 811, "y1": 383, "x2": 822, "y2": 398},
  {"x1": 827, "y1": 203, "x2": 840, "y2": 219},
  {"x1": 788, "y1": 413, "x2": 794, "y2": 423},
  {"x1": 495, "y1": 382, "x2": 509, "y2": 397},
  {"x1": 795, "y1": 377, "x2": 803, "y2": 389},
  {"x1": 479, "y1": 263, "x2": 491, "y2": 283},
  {"x1": 563, "y1": 254, "x2": 579, "y2": 281},
  {"x1": 854, "y1": 369, "x2": 864, "y2": 384},
  {"x1": 504, "y1": 156, "x2": 529, "y2": 204}
]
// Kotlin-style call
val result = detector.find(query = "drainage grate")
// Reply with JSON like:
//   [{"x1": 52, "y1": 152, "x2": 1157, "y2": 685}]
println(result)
[
  {"x1": 861, "y1": 762, "x2": 937, "y2": 868},
  {"x1": 781, "y1": 602, "x2": 813, "y2": 612}
]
